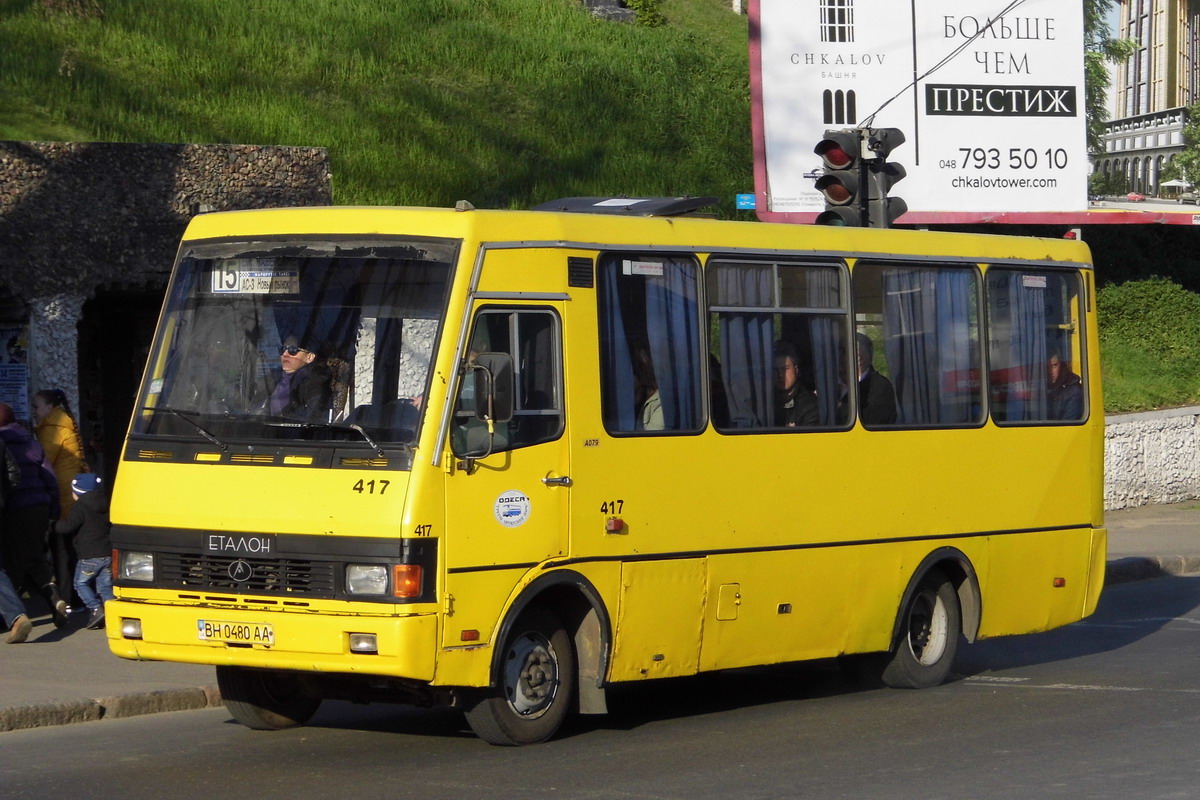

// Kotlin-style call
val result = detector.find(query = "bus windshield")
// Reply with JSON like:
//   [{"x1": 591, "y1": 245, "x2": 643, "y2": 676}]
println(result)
[{"x1": 132, "y1": 237, "x2": 457, "y2": 447}]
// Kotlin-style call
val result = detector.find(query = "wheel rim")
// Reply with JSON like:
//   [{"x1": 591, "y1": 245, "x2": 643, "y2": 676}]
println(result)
[
  {"x1": 906, "y1": 588, "x2": 949, "y2": 666},
  {"x1": 501, "y1": 630, "x2": 560, "y2": 719}
]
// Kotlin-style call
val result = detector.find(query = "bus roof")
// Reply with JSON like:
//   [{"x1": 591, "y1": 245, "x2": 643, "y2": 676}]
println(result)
[{"x1": 180, "y1": 204, "x2": 1093, "y2": 268}]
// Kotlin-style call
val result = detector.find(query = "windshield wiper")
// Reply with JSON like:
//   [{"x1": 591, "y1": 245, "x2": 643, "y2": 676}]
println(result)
[
  {"x1": 265, "y1": 421, "x2": 389, "y2": 458},
  {"x1": 142, "y1": 406, "x2": 228, "y2": 451}
]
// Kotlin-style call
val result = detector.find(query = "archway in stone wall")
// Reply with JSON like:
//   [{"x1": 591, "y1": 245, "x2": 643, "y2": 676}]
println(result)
[{"x1": 78, "y1": 289, "x2": 163, "y2": 484}]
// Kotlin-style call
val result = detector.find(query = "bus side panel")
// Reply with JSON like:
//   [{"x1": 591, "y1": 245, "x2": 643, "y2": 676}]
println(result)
[
  {"x1": 700, "y1": 549, "x2": 859, "y2": 671},
  {"x1": 437, "y1": 569, "x2": 525, "y2": 651},
  {"x1": 975, "y1": 527, "x2": 1095, "y2": 638},
  {"x1": 607, "y1": 559, "x2": 705, "y2": 681}
]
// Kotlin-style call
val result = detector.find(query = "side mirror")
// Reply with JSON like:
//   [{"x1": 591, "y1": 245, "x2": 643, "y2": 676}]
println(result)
[{"x1": 472, "y1": 353, "x2": 514, "y2": 423}]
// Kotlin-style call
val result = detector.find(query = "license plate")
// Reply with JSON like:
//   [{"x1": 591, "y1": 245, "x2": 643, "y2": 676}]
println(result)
[{"x1": 197, "y1": 620, "x2": 274, "y2": 646}]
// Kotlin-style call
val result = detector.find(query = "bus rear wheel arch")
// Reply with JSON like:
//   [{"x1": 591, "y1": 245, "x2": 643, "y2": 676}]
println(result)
[
  {"x1": 463, "y1": 603, "x2": 576, "y2": 746},
  {"x1": 216, "y1": 665, "x2": 322, "y2": 730},
  {"x1": 877, "y1": 566, "x2": 963, "y2": 689}
]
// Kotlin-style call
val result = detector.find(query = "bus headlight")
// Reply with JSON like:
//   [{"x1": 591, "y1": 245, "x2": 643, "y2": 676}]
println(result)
[
  {"x1": 120, "y1": 552, "x2": 155, "y2": 582},
  {"x1": 346, "y1": 565, "x2": 389, "y2": 596}
]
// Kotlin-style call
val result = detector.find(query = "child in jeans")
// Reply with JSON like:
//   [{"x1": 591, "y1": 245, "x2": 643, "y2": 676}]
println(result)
[{"x1": 53, "y1": 474, "x2": 112, "y2": 630}]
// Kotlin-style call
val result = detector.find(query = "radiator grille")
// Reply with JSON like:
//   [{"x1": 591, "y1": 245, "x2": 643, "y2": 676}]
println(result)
[{"x1": 157, "y1": 552, "x2": 337, "y2": 597}]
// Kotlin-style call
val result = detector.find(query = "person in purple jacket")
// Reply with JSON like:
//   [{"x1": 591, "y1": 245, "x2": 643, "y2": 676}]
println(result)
[{"x1": 0, "y1": 403, "x2": 66, "y2": 628}]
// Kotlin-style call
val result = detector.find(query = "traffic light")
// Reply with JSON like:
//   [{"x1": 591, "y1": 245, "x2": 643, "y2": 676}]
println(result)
[
  {"x1": 864, "y1": 127, "x2": 907, "y2": 228},
  {"x1": 813, "y1": 129, "x2": 866, "y2": 227}
]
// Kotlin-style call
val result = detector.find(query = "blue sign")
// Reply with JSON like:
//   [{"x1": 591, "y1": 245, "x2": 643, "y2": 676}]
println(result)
[{"x1": 736, "y1": 193, "x2": 756, "y2": 210}]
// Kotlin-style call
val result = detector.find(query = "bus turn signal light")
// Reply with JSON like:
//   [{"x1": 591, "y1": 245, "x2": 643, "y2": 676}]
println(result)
[
  {"x1": 393, "y1": 565, "x2": 422, "y2": 598},
  {"x1": 1053, "y1": 577, "x2": 1066, "y2": 588}
]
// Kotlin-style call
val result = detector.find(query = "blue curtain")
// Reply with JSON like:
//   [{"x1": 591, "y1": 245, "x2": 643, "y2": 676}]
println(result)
[
  {"x1": 806, "y1": 270, "x2": 842, "y2": 425},
  {"x1": 988, "y1": 270, "x2": 1048, "y2": 421},
  {"x1": 716, "y1": 265, "x2": 773, "y2": 427},
  {"x1": 599, "y1": 263, "x2": 636, "y2": 431},
  {"x1": 882, "y1": 268, "x2": 978, "y2": 425},
  {"x1": 646, "y1": 262, "x2": 702, "y2": 429}
]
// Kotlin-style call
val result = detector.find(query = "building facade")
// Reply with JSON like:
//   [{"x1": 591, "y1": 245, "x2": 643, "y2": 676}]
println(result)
[{"x1": 1094, "y1": 0, "x2": 1200, "y2": 193}]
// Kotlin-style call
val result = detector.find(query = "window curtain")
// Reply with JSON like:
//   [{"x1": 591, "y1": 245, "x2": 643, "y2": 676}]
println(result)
[
  {"x1": 989, "y1": 271, "x2": 1048, "y2": 421},
  {"x1": 599, "y1": 264, "x2": 636, "y2": 431},
  {"x1": 806, "y1": 270, "x2": 842, "y2": 425},
  {"x1": 882, "y1": 268, "x2": 977, "y2": 424},
  {"x1": 716, "y1": 265, "x2": 773, "y2": 428},
  {"x1": 646, "y1": 260, "x2": 702, "y2": 429}
]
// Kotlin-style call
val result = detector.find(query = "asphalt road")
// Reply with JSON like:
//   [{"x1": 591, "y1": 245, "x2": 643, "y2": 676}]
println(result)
[{"x1": 4, "y1": 576, "x2": 1200, "y2": 800}]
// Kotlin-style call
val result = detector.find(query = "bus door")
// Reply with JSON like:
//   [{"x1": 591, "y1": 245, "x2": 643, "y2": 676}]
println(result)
[{"x1": 442, "y1": 305, "x2": 569, "y2": 648}]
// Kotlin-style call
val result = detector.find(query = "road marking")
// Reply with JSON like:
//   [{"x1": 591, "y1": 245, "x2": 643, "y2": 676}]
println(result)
[
  {"x1": 1077, "y1": 616, "x2": 1200, "y2": 629},
  {"x1": 964, "y1": 676, "x2": 1200, "y2": 694}
]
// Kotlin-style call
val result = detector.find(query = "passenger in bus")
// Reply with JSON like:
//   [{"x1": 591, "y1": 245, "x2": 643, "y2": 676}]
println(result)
[
  {"x1": 262, "y1": 336, "x2": 332, "y2": 421},
  {"x1": 773, "y1": 341, "x2": 818, "y2": 428},
  {"x1": 854, "y1": 333, "x2": 898, "y2": 425},
  {"x1": 633, "y1": 347, "x2": 663, "y2": 431},
  {"x1": 1047, "y1": 351, "x2": 1083, "y2": 420}
]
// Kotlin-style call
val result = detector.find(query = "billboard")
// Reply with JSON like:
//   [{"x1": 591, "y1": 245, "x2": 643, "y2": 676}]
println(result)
[{"x1": 750, "y1": 0, "x2": 1088, "y2": 224}]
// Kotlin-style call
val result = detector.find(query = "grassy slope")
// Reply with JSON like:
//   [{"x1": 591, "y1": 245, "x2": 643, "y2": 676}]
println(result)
[{"x1": 0, "y1": 0, "x2": 753, "y2": 210}]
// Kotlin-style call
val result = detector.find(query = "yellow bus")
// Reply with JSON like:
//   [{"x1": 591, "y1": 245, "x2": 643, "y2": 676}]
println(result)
[{"x1": 107, "y1": 198, "x2": 1105, "y2": 745}]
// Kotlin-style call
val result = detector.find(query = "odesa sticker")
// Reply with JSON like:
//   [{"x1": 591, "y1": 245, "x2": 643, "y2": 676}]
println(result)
[{"x1": 494, "y1": 491, "x2": 531, "y2": 528}]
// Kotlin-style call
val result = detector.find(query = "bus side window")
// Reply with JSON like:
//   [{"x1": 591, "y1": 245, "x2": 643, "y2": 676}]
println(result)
[
  {"x1": 598, "y1": 254, "x2": 704, "y2": 435},
  {"x1": 451, "y1": 308, "x2": 563, "y2": 456},
  {"x1": 987, "y1": 269, "x2": 1086, "y2": 424},
  {"x1": 708, "y1": 259, "x2": 851, "y2": 431},
  {"x1": 854, "y1": 262, "x2": 983, "y2": 427}
]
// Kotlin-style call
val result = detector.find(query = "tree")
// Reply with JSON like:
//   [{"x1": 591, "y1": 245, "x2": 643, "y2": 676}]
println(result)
[
  {"x1": 1084, "y1": 0, "x2": 1136, "y2": 157},
  {"x1": 1088, "y1": 168, "x2": 1126, "y2": 197}
]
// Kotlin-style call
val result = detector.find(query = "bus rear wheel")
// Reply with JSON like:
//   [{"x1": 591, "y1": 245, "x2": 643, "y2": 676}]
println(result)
[
  {"x1": 216, "y1": 666, "x2": 322, "y2": 730},
  {"x1": 878, "y1": 568, "x2": 960, "y2": 689},
  {"x1": 464, "y1": 604, "x2": 575, "y2": 746}
]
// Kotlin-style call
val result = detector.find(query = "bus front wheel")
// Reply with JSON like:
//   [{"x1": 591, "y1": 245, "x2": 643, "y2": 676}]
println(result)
[
  {"x1": 464, "y1": 604, "x2": 576, "y2": 746},
  {"x1": 216, "y1": 666, "x2": 322, "y2": 730},
  {"x1": 879, "y1": 568, "x2": 961, "y2": 689}
]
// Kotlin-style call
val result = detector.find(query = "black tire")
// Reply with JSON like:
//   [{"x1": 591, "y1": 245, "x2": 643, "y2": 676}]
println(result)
[
  {"x1": 216, "y1": 666, "x2": 322, "y2": 730},
  {"x1": 463, "y1": 604, "x2": 575, "y2": 746},
  {"x1": 878, "y1": 568, "x2": 961, "y2": 690}
]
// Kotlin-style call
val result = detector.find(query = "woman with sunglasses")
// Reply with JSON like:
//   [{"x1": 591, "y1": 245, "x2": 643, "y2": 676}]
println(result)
[{"x1": 264, "y1": 336, "x2": 332, "y2": 421}]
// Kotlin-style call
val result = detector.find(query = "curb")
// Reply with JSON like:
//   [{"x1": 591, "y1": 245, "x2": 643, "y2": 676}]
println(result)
[
  {"x1": 1105, "y1": 555, "x2": 1200, "y2": 585},
  {"x1": 0, "y1": 685, "x2": 221, "y2": 733}
]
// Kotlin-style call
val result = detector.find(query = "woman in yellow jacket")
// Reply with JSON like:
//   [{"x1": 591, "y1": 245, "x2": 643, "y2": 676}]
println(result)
[{"x1": 33, "y1": 389, "x2": 88, "y2": 608}]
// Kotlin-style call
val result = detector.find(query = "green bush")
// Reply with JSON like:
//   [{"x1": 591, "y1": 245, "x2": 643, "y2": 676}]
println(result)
[
  {"x1": 626, "y1": 0, "x2": 667, "y2": 27},
  {"x1": 1098, "y1": 277, "x2": 1200, "y2": 412}
]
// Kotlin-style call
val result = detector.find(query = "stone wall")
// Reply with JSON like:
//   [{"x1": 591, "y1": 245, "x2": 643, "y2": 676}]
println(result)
[
  {"x1": 1105, "y1": 406, "x2": 1200, "y2": 511},
  {"x1": 0, "y1": 141, "x2": 331, "y2": 416},
  {"x1": 0, "y1": 141, "x2": 330, "y2": 300}
]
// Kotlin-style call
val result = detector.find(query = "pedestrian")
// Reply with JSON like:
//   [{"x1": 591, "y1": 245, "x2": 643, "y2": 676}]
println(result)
[
  {"x1": 53, "y1": 473, "x2": 111, "y2": 630},
  {"x1": 0, "y1": 441, "x2": 33, "y2": 643},
  {"x1": 0, "y1": 566, "x2": 31, "y2": 643},
  {"x1": 0, "y1": 402, "x2": 67, "y2": 628},
  {"x1": 33, "y1": 388, "x2": 88, "y2": 609}
]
